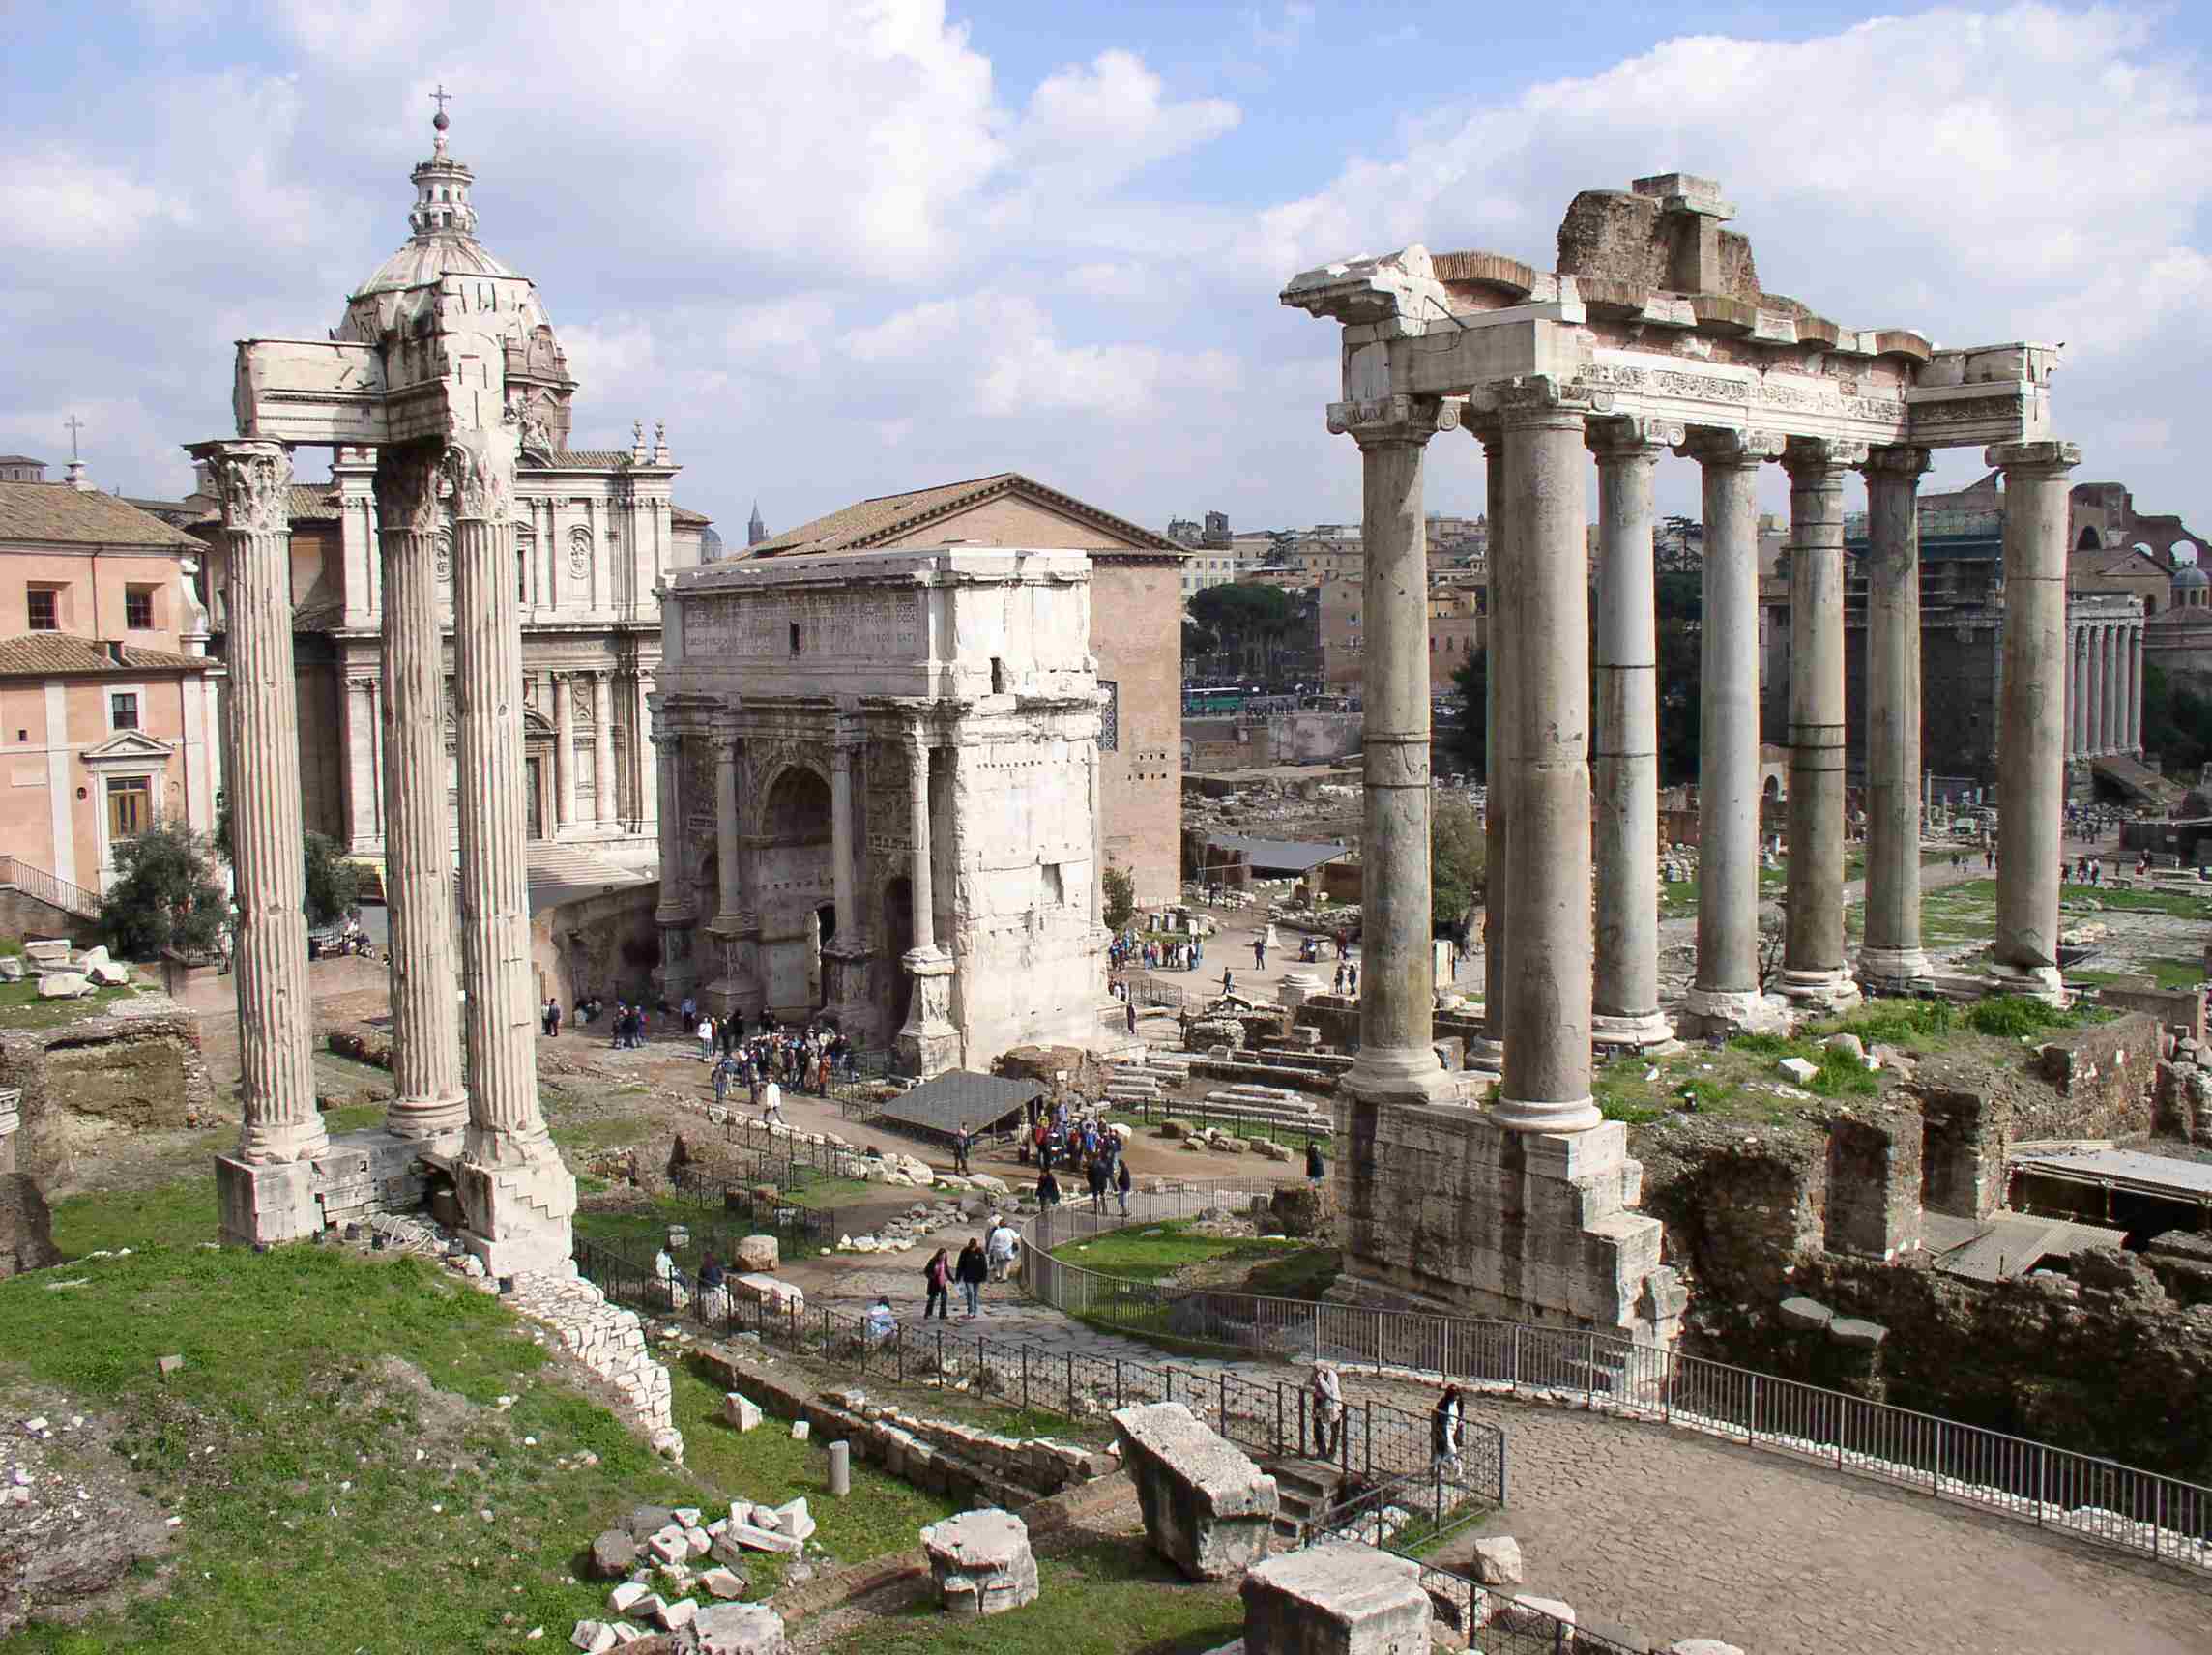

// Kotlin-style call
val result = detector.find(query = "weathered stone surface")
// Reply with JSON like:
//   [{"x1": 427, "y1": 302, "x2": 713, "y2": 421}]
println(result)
[
  {"x1": 1777, "y1": 1295, "x2": 1833, "y2": 1332},
  {"x1": 35, "y1": 973, "x2": 92, "y2": 1001},
  {"x1": 1111, "y1": 1402, "x2": 1277, "y2": 1580},
  {"x1": 1468, "y1": 1535, "x2": 1524, "y2": 1588},
  {"x1": 734, "y1": 1234, "x2": 779, "y2": 1273},
  {"x1": 570, "y1": 1621, "x2": 618, "y2": 1654},
  {"x1": 693, "y1": 1602, "x2": 790, "y2": 1655},
  {"x1": 1240, "y1": 1541, "x2": 1431, "y2": 1655},
  {"x1": 724, "y1": 1392, "x2": 763, "y2": 1433},
  {"x1": 0, "y1": 1173, "x2": 60, "y2": 1278},
  {"x1": 1483, "y1": 1593, "x2": 1577, "y2": 1637},
  {"x1": 590, "y1": 1528, "x2": 639, "y2": 1579},
  {"x1": 700, "y1": 1567, "x2": 745, "y2": 1600},
  {"x1": 920, "y1": 1507, "x2": 1038, "y2": 1617},
  {"x1": 1669, "y1": 1641, "x2": 1747, "y2": 1655}
]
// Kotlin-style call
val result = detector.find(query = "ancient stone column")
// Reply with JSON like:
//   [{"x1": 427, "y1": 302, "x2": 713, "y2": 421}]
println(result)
[
  {"x1": 2067, "y1": 627, "x2": 2085, "y2": 760},
  {"x1": 1991, "y1": 440, "x2": 2081, "y2": 1001},
  {"x1": 714, "y1": 736, "x2": 742, "y2": 927},
  {"x1": 1470, "y1": 423, "x2": 1509, "y2": 1074},
  {"x1": 593, "y1": 671, "x2": 619, "y2": 828},
  {"x1": 830, "y1": 737, "x2": 858, "y2": 943},
  {"x1": 1858, "y1": 447, "x2": 1934, "y2": 993},
  {"x1": 1587, "y1": 417, "x2": 1678, "y2": 1050},
  {"x1": 374, "y1": 444, "x2": 466, "y2": 1139},
  {"x1": 191, "y1": 440, "x2": 328, "y2": 1166},
  {"x1": 1682, "y1": 428, "x2": 1787, "y2": 1033},
  {"x1": 653, "y1": 731, "x2": 698, "y2": 1005},
  {"x1": 1493, "y1": 390, "x2": 1598, "y2": 1131},
  {"x1": 1778, "y1": 438, "x2": 1865, "y2": 1010},
  {"x1": 551, "y1": 673, "x2": 574, "y2": 832},
  {"x1": 1335, "y1": 395, "x2": 1455, "y2": 1107},
  {"x1": 2104, "y1": 626, "x2": 2124, "y2": 753},
  {"x1": 896, "y1": 728, "x2": 957, "y2": 1075},
  {"x1": 445, "y1": 424, "x2": 574, "y2": 1272},
  {"x1": 2130, "y1": 624, "x2": 2144, "y2": 751}
]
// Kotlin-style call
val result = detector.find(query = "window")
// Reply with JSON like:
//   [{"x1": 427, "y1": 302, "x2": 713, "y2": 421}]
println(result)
[
  {"x1": 106, "y1": 776, "x2": 151, "y2": 843},
  {"x1": 27, "y1": 588, "x2": 57, "y2": 631},
  {"x1": 1097, "y1": 680, "x2": 1119, "y2": 751},
  {"x1": 789, "y1": 622, "x2": 801, "y2": 655},
  {"x1": 110, "y1": 693, "x2": 139, "y2": 731},
  {"x1": 124, "y1": 586, "x2": 156, "y2": 629}
]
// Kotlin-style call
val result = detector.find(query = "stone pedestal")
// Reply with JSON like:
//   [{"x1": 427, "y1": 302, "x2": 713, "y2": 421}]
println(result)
[
  {"x1": 895, "y1": 947, "x2": 959, "y2": 1079},
  {"x1": 1111, "y1": 1401, "x2": 1278, "y2": 1581},
  {"x1": 1240, "y1": 1542, "x2": 1431, "y2": 1655},
  {"x1": 918, "y1": 1509, "x2": 1039, "y2": 1617}
]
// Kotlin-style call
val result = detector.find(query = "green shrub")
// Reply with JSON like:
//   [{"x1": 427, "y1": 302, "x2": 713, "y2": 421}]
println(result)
[{"x1": 1965, "y1": 996, "x2": 2074, "y2": 1038}]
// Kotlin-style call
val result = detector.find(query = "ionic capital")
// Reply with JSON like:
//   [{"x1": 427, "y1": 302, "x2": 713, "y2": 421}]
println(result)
[
  {"x1": 1985, "y1": 439, "x2": 2081, "y2": 477},
  {"x1": 1860, "y1": 444, "x2": 1933, "y2": 482},
  {"x1": 1494, "y1": 374, "x2": 1608, "y2": 431},
  {"x1": 441, "y1": 427, "x2": 520, "y2": 524},
  {"x1": 1782, "y1": 436, "x2": 1869, "y2": 480},
  {"x1": 1678, "y1": 426, "x2": 1786, "y2": 469},
  {"x1": 714, "y1": 733, "x2": 742, "y2": 762},
  {"x1": 1586, "y1": 414, "x2": 1683, "y2": 464},
  {"x1": 188, "y1": 440, "x2": 291, "y2": 536},
  {"x1": 1327, "y1": 392, "x2": 1462, "y2": 447}
]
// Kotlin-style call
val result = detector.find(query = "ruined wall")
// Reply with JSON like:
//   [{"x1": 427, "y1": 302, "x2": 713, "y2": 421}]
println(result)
[
  {"x1": 533, "y1": 883, "x2": 664, "y2": 1012},
  {"x1": 2020, "y1": 1012, "x2": 2160, "y2": 1140},
  {"x1": 1091, "y1": 557, "x2": 1183, "y2": 907},
  {"x1": 0, "y1": 1006, "x2": 216, "y2": 1180},
  {"x1": 0, "y1": 892, "x2": 99, "y2": 947}
]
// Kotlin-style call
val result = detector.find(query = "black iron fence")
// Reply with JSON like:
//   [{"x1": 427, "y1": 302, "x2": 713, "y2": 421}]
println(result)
[
  {"x1": 1021, "y1": 1200, "x2": 2212, "y2": 1575},
  {"x1": 1100, "y1": 1093, "x2": 1332, "y2": 1153}
]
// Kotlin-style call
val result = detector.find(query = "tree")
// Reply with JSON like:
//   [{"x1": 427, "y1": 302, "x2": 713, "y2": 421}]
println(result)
[
  {"x1": 1181, "y1": 619, "x2": 1218, "y2": 660},
  {"x1": 1431, "y1": 797, "x2": 1486, "y2": 937},
  {"x1": 1653, "y1": 569, "x2": 1703, "y2": 785},
  {"x1": 99, "y1": 822, "x2": 228, "y2": 960},
  {"x1": 1448, "y1": 648, "x2": 1488, "y2": 777},
  {"x1": 1189, "y1": 583, "x2": 1297, "y2": 679},
  {"x1": 302, "y1": 832, "x2": 361, "y2": 929},
  {"x1": 1101, "y1": 864, "x2": 1137, "y2": 933}
]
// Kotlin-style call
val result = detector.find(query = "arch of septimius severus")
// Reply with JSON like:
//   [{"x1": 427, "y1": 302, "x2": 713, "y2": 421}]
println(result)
[
  {"x1": 1284, "y1": 174, "x2": 2075, "y2": 1340},
  {"x1": 197, "y1": 106, "x2": 574, "y2": 1267}
]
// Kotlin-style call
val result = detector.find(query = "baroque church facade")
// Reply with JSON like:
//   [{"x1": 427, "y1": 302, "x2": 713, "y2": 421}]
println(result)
[{"x1": 190, "y1": 133, "x2": 713, "y2": 881}]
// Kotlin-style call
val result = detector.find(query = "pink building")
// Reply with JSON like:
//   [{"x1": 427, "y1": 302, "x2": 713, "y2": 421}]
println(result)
[{"x1": 0, "y1": 464, "x2": 220, "y2": 908}]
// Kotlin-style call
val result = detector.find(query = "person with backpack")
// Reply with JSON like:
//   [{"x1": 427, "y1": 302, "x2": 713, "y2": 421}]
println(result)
[{"x1": 922, "y1": 1247, "x2": 952, "y2": 1321}]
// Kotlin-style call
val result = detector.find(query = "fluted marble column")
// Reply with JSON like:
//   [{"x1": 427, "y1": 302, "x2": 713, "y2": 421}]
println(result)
[
  {"x1": 1588, "y1": 417, "x2": 1677, "y2": 1049},
  {"x1": 2130, "y1": 624, "x2": 2144, "y2": 750},
  {"x1": 192, "y1": 439, "x2": 328, "y2": 1166},
  {"x1": 2104, "y1": 626, "x2": 2124, "y2": 753},
  {"x1": 2068, "y1": 627, "x2": 2085, "y2": 759},
  {"x1": 1470, "y1": 423, "x2": 1510, "y2": 1073},
  {"x1": 1779, "y1": 439, "x2": 1864, "y2": 1009},
  {"x1": 1859, "y1": 447, "x2": 1934, "y2": 992},
  {"x1": 375, "y1": 444, "x2": 466, "y2": 1138},
  {"x1": 552, "y1": 673, "x2": 574, "y2": 832},
  {"x1": 1992, "y1": 440, "x2": 2081, "y2": 1001},
  {"x1": 592, "y1": 672, "x2": 618, "y2": 828},
  {"x1": 714, "y1": 737, "x2": 742, "y2": 927},
  {"x1": 1337, "y1": 395, "x2": 1455, "y2": 1107},
  {"x1": 1682, "y1": 428, "x2": 1788, "y2": 1033},
  {"x1": 1493, "y1": 390, "x2": 1598, "y2": 1131},
  {"x1": 446, "y1": 424, "x2": 574, "y2": 1272},
  {"x1": 896, "y1": 728, "x2": 957, "y2": 1075}
]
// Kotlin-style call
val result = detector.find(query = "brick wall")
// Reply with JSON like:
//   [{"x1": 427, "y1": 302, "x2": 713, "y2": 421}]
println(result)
[{"x1": 1091, "y1": 556, "x2": 1182, "y2": 906}]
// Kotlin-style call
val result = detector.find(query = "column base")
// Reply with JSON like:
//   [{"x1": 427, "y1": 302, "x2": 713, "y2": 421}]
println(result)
[
  {"x1": 217, "y1": 1154, "x2": 322, "y2": 1246},
  {"x1": 1342, "y1": 1043, "x2": 1456, "y2": 1108},
  {"x1": 235, "y1": 1118, "x2": 331, "y2": 1167},
  {"x1": 1984, "y1": 960, "x2": 2068, "y2": 1005},
  {"x1": 456, "y1": 1141, "x2": 578, "y2": 1278},
  {"x1": 1855, "y1": 947, "x2": 1935, "y2": 996},
  {"x1": 1678, "y1": 986, "x2": 1792, "y2": 1039},
  {"x1": 1465, "y1": 1035, "x2": 1505, "y2": 1075},
  {"x1": 1486, "y1": 1093, "x2": 1604, "y2": 1133},
  {"x1": 386, "y1": 1094, "x2": 469, "y2": 1141},
  {"x1": 1775, "y1": 968, "x2": 1863, "y2": 1014},
  {"x1": 1590, "y1": 1010, "x2": 1680, "y2": 1054}
]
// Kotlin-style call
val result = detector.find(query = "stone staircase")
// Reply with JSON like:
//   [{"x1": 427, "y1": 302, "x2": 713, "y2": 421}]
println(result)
[
  {"x1": 1196, "y1": 1085, "x2": 1334, "y2": 1137},
  {"x1": 1264, "y1": 1457, "x2": 1349, "y2": 1541},
  {"x1": 2091, "y1": 753, "x2": 2184, "y2": 811}
]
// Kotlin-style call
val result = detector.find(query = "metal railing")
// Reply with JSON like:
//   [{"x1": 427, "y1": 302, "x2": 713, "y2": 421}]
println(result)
[
  {"x1": 570, "y1": 1232, "x2": 1504, "y2": 1513},
  {"x1": 1020, "y1": 1192, "x2": 2212, "y2": 1574},
  {"x1": 1100, "y1": 1093, "x2": 1332, "y2": 1152},
  {"x1": 0, "y1": 855, "x2": 102, "y2": 921}
]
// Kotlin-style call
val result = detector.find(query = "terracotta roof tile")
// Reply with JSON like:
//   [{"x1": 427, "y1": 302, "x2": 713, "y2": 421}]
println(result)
[
  {"x1": 671, "y1": 505, "x2": 713, "y2": 527},
  {"x1": 537, "y1": 449, "x2": 632, "y2": 468},
  {"x1": 0, "y1": 634, "x2": 211, "y2": 676},
  {"x1": 748, "y1": 472, "x2": 1179, "y2": 558},
  {"x1": 0, "y1": 482, "x2": 203, "y2": 549}
]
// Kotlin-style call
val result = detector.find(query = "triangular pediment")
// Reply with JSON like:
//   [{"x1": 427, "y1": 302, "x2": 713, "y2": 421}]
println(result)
[{"x1": 80, "y1": 729, "x2": 175, "y2": 764}]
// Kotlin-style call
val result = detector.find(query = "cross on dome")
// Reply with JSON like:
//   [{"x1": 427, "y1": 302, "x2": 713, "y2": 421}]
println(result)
[{"x1": 429, "y1": 83, "x2": 452, "y2": 156}]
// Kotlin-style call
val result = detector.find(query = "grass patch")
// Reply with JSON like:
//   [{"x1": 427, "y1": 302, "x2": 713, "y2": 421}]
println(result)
[
  {"x1": 1051, "y1": 1220, "x2": 1310, "y2": 1286},
  {"x1": 0, "y1": 980, "x2": 136, "y2": 1030},
  {"x1": 547, "y1": 1114, "x2": 655, "y2": 1153},
  {"x1": 318, "y1": 1103, "x2": 387, "y2": 1134},
  {"x1": 47, "y1": 1176, "x2": 220, "y2": 1256},
  {"x1": 828, "y1": 1533, "x2": 1241, "y2": 1655},
  {"x1": 1239, "y1": 1245, "x2": 1340, "y2": 1300},
  {"x1": 1963, "y1": 995, "x2": 2082, "y2": 1038},
  {"x1": 0, "y1": 1241, "x2": 952, "y2": 1654},
  {"x1": 783, "y1": 1176, "x2": 875, "y2": 1210}
]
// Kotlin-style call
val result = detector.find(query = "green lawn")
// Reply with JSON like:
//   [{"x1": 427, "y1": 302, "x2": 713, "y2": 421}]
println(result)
[
  {"x1": 0, "y1": 979, "x2": 137, "y2": 1030},
  {"x1": 829, "y1": 1534, "x2": 1240, "y2": 1655},
  {"x1": 1050, "y1": 1220, "x2": 1316, "y2": 1286},
  {"x1": 47, "y1": 1173, "x2": 222, "y2": 1255},
  {"x1": 547, "y1": 1113, "x2": 656, "y2": 1154},
  {"x1": 0, "y1": 1243, "x2": 953, "y2": 1654}
]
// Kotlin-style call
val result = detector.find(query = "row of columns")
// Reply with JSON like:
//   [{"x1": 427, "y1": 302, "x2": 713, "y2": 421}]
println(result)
[
  {"x1": 547, "y1": 669, "x2": 624, "y2": 831},
  {"x1": 1340, "y1": 387, "x2": 2081, "y2": 1133},
  {"x1": 200, "y1": 432, "x2": 573, "y2": 1265},
  {"x1": 2067, "y1": 619, "x2": 2144, "y2": 760}
]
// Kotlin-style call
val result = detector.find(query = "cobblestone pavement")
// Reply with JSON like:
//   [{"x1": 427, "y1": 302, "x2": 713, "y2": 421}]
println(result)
[{"x1": 858, "y1": 1296, "x2": 2212, "y2": 1654}]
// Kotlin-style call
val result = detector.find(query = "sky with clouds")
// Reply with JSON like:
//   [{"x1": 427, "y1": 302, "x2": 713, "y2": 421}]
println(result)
[{"x1": 5, "y1": 1, "x2": 2209, "y2": 540}]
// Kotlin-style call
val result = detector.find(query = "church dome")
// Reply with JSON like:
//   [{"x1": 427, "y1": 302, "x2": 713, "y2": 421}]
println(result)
[{"x1": 2173, "y1": 565, "x2": 2208, "y2": 589}]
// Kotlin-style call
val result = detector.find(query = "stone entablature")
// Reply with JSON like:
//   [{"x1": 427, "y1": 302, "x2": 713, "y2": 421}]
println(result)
[{"x1": 657, "y1": 548, "x2": 1109, "y2": 1073}]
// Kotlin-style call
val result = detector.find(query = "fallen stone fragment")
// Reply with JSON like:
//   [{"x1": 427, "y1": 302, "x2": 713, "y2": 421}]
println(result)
[
  {"x1": 701, "y1": 1566, "x2": 745, "y2": 1600},
  {"x1": 591, "y1": 1530, "x2": 639, "y2": 1580},
  {"x1": 693, "y1": 1602, "x2": 791, "y2": 1655}
]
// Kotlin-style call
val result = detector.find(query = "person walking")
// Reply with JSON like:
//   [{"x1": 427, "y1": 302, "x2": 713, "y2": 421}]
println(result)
[
  {"x1": 1036, "y1": 1166, "x2": 1062, "y2": 1208},
  {"x1": 986, "y1": 1215, "x2": 1019, "y2": 1282},
  {"x1": 712, "y1": 1055, "x2": 734, "y2": 1110},
  {"x1": 1431, "y1": 1384, "x2": 1465, "y2": 1479},
  {"x1": 922, "y1": 1247, "x2": 952, "y2": 1321},
  {"x1": 1115, "y1": 1154, "x2": 1132, "y2": 1217},
  {"x1": 1124, "y1": 998, "x2": 1137, "y2": 1036},
  {"x1": 1253, "y1": 934, "x2": 1266, "y2": 971},
  {"x1": 696, "y1": 1015, "x2": 714, "y2": 1061},
  {"x1": 1305, "y1": 1139, "x2": 1325, "y2": 1185},
  {"x1": 1311, "y1": 1363, "x2": 1344, "y2": 1459},
  {"x1": 955, "y1": 1236, "x2": 988, "y2": 1319},
  {"x1": 953, "y1": 1121, "x2": 972, "y2": 1176},
  {"x1": 1222, "y1": 967, "x2": 1234, "y2": 998},
  {"x1": 760, "y1": 1076, "x2": 785, "y2": 1127},
  {"x1": 1086, "y1": 1153, "x2": 1110, "y2": 1216}
]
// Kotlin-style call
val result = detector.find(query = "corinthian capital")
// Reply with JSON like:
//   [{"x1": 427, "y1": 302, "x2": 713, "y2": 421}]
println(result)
[
  {"x1": 441, "y1": 427, "x2": 519, "y2": 524},
  {"x1": 1782, "y1": 436, "x2": 1870, "y2": 479},
  {"x1": 1679, "y1": 426, "x2": 1787, "y2": 468},
  {"x1": 1586, "y1": 414, "x2": 1684, "y2": 463},
  {"x1": 375, "y1": 444, "x2": 446, "y2": 535},
  {"x1": 1327, "y1": 392, "x2": 1463, "y2": 447},
  {"x1": 188, "y1": 440, "x2": 291, "y2": 536},
  {"x1": 1860, "y1": 445, "x2": 1933, "y2": 482}
]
